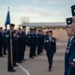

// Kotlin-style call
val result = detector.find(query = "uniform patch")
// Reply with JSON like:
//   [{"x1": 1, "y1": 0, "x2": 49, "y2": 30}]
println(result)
[
  {"x1": 46, "y1": 40, "x2": 49, "y2": 42},
  {"x1": 65, "y1": 49, "x2": 69, "y2": 53},
  {"x1": 44, "y1": 39, "x2": 49, "y2": 42},
  {"x1": 70, "y1": 62, "x2": 75, "y2": 66}
]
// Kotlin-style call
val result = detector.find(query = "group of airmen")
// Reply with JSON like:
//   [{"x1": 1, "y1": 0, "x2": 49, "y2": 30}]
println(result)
[
  {"x1": 64, "y1": 5, "x2": 75, "y2": 75},
  {"x1": 1, "y1": 4, "x2": 75, "y2": 74},
  {"x1": 0, "y1": 28, "x2": 7, "y2": 56},
  {"x1": 0, "y1": 23, "x2": 56, "y2": 72}
]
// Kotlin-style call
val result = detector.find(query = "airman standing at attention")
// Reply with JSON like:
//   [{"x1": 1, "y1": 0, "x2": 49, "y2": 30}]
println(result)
[{"x1": 6, "y1": 24, "x2": 16, "y2": 72}]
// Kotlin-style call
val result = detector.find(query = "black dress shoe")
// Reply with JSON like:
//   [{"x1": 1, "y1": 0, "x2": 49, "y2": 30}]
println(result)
[
  {"x1": 38, "y1": 54, "x2": 41, "y2": 56},
  {"x1": 4, "y1": 53, "x2": 7, "y2": 55},
  {"x1": 22, "y1": 59, "x2": 26, "y2": 61},
  {"x1": 18, "y1": 61, "x2": 23, "y2": 63},
  {"x1": 0, "y1": 55, "x2": 3, "y2": 57},
  {"x1": 49, "y1": 69, "x2": 51, "y2": 72},
  {"x1": 34, "y1": 55, "x2": 37, "y2": 57},
  {"x1": 8, "y1": 69, "x2": 16, "y2": 72},
  {"x1": 30, "y1": 57, "x2": 34, "y2": 59},
  {"x1": 14, "y1": 64, "x2": 18, "y2": 67}
]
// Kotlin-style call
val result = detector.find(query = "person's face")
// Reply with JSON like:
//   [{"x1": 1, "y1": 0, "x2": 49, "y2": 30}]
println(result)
[
  {"x1": 18, "y1": 29, "x2": 21, "y2": 32},
  {"x1": 0, "y1": 29, "x2": 1, "y2": 32},
  {"x1": 72, "y1": 23, "x2": 75, "y2": 35},
  {"x1": 33, "y1": 30, "x2": 36, "y2": 33},
  {"x1": 42, "y1": 31, "x2": 44, "y2": 35},
  {"x1": 38, "y1": 31, "x2": 41, "y2": 34},
  {"x1": 10, "y1": 26, "x2": 14, "y2": 31},
  {"x1": 0, "y1": 28, "x2": 3, "y2": 32},
  {"x1": 66, "y1": 24, "x2": 73, "y2": 37},
  {"x1": 23, "y1": 27, "x2": 26, "y2": 31},
  {"x1": 30, "y1": 30, "x2": 33, "y2": 32},
  {"x1": 73, "y1": 16, "x2": 75, "y2": 23},
  {"x1": 49, "y1": 32, "x2": 53, "y2": 36},
  {"x1": 46, "y1": 32, "x2": 49, "y2": 36}
]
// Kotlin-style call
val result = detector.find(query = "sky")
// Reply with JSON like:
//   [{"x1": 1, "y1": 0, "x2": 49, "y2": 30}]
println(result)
[{"x1": 0, "y1": 0, "x2": 75, "y2": 27}]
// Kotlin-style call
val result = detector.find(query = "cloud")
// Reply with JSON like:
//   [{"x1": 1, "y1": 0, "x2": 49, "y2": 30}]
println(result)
[
  {"x1": 0, "y1": 0, "x2": 75, "y2": 26},
  {"x1": 31, "y1": 0, "x2": 40, "y2": 3},
  {"x1": 1, "y1": 4, "x2": 63, "y2": 21},
  {"x1": 47, "y1": 0, "x2": 75, "y2": 5},
  {"x1": 21, "y1": 5, "x2": 60, "y2": 15},
  {"x1": 5, "y1": 5, "x2": 63, "y2": 23}
]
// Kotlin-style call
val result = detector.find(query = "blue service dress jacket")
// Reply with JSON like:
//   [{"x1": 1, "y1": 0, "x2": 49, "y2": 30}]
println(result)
[{"x1": 64, "y1": 36, "x2": 75, "y2": 75}]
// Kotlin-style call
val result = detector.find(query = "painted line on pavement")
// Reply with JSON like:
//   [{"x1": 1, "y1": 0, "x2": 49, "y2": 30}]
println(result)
[
  {"x1": 0, "y1": 58, "x2": 30, "y2": 75},
  {"x1": 17, "y1": 63, "x2": 30, "y2": 75}
]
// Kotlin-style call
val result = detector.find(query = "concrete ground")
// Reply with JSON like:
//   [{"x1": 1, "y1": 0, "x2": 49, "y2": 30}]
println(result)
[{"x1": 0, "y1": 42, "x2": 67, "y2": 75}]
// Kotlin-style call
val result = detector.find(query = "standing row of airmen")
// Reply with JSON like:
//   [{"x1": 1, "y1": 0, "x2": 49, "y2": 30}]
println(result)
[{"x1": 0, "y1": 24, "x2": 56, "y2": 72}]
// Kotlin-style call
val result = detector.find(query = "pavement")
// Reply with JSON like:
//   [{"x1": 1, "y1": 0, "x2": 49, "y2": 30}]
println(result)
[{"x1": 0, "y1": 42, "x2": 67, "y2": 75}]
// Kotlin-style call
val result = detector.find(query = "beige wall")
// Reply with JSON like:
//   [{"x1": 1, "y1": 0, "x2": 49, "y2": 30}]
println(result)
[
  {"x1": 42, "y1": 28, "x2": 68, "y2": 42},
  {"x1": 52, "y1": 28, "x2": 68, "y2": 42}
]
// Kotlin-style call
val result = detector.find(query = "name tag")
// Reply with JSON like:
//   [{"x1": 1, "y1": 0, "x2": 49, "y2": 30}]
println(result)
[{"x1": 6, "y1": 35, "x2": 9, "y2": 37}]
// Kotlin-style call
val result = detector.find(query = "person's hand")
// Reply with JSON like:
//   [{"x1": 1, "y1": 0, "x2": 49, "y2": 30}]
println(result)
[
  {"x1": 42, "y1": 48, "x2": 45, "y2": 52},
  {"x1": 17, "y1": 35, "x2": 19, "y2": 38}
]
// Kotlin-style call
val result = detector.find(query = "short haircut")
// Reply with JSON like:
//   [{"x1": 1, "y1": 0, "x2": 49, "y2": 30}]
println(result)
[{"x1": 49, "y1": 30, "x2": 53, "y2": 33}]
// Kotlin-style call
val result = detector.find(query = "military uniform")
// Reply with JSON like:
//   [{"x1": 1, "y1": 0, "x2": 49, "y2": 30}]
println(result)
[
  {"x1": 13, "y1": 30, "x2": 18, "y2": 66},
  {"x1": 64, "y1": 36, "x2": 75, "y2": 75},
  {"x1": 6, "y1": 24, "x2": 16, "y2": 72},
  {"x1": 64, "y1": 38, "x2": 71, "y2": 75},
  {"x1": 68, "y1": 36, "x2": 75, "y2": 75},
  {"x1": 17, "y1": 31, "x2": 23, "y2": 63},
  {"x1": 64, "y1": 17, "x2": 75, "y2": 75},
  {"x1": 21, "y1": 30, "x2": 27, "y2": 60},
  {"x1": 43, "y1": 33, "x2": 56, "y2": 71},
  {"x1": 3, "y1": 29, "x2": 8, "y2": 55},
  {"x1": 67, "y1": 5, "x2": 75, "y2": 75},
  {"x1": 37, "y1": 33, "x2": 44, "y2": 55},
  {"x1": 28, "y1": 33, "x2": 37, "y2": 58},
  {"x1": 0, "y1": 29, "x2": 4, "y2": 57},
  {"x1": 27, "y1": 28, "x2": 37, "y2": 58}
]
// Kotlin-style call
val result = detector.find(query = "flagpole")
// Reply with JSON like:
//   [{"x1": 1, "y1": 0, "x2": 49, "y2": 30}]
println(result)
[
  {"x1": 10, "y1": 26, "x2": 13, "y2": 67},
  {"x1": 8, "y1": 7, "x2": 13, "y2": 67}
]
